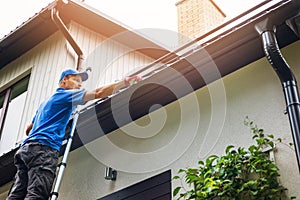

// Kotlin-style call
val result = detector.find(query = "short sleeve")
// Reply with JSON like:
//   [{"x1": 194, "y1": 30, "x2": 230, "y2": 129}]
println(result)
[
  {"x1": 71, "y1": 89, "x2": 87, "y2": 105},
  {"x1": 55, "y1": 88, "x2": 86, "y2": 106}
]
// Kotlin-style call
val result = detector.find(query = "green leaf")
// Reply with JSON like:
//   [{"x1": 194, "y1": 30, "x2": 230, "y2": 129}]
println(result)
[
  {"x1": 256, "y1": 138, "x2": 264, "y2": 145},
  {"x1": 205, "y1": 155, "x2": 218, "y2": 167},
  {"x1": 226, "y1": 145, "x2": 235, "y2": 154},
  {"x1": 198, "y1": 160, "x2": 204, "y2": 166},
  {"x1": 251, "y1": 190, "x2": 258, "y2": 196},
  {"x1": 249, "y1": 145, "x2": 258, "y2": 152},
  {"x1": 252, "y1": 134, "x2": 259, "y2": 139},
  {"x1": 277, "y1": 138, "x2": 282, "y2": 142},
  {"x1": 173, "y1": 186, "x2": 181, "y2": 197},
  {"x1": 268, "y1": 141, "x2": 274, "y2": 148}
]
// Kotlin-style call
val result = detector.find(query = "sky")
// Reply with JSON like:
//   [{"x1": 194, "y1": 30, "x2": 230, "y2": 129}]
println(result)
[{"x1": 0, "y1": 0, "x2": 264, "y2": 40}]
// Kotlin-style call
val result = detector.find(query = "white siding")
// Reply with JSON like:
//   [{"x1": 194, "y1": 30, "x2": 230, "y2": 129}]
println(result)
[
  {"x1": 0, "y1": 21, "x2": 155, "y2": 149},
  {"x1": 68, "y1": 22, "x2": 154, "y2": 89}
]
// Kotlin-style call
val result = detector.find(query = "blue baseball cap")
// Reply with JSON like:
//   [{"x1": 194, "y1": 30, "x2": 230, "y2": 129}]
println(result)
[{"x1": 59, "y1": 69, "x2": 88, "y2": 82}]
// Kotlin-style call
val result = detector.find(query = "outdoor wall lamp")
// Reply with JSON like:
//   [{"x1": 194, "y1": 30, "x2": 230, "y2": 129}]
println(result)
[{"x1": 104, "y1": 166, "x2": 117, "y2": 181}]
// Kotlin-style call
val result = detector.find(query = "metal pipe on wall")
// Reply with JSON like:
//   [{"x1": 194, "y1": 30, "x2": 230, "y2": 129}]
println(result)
[
  {"x1": 256, "y1": 18, "x2": 300, "y2": 172},
  {"x1": 51, "y1": 4, "x2": 84, "y2": 71}
]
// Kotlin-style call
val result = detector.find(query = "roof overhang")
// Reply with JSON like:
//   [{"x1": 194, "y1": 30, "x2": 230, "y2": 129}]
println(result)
[
  {"x1": 1, "y1": 0, "x2": 300, "y2": 187},
  {"x1": 0, "y1": 0, "x2": 170, "y2": 70}
]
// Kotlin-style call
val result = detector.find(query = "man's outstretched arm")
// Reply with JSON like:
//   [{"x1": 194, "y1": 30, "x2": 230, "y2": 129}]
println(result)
[{"x1": 83, "y1": 76, "x2": 142, "y2": 102}]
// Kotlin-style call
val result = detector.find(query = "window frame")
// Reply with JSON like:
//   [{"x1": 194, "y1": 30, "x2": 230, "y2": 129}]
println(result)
[
  {"x1": 0, "y1": 76, "x2": 30, "y2": 140},
  {"x1": 0, "y1": 88, "x2": 11, "y2": 138}
]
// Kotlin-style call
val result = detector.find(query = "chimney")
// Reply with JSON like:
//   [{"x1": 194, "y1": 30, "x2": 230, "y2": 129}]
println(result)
[{"x1": 176, "y1": 0, "x2": 226, "y2": 41}]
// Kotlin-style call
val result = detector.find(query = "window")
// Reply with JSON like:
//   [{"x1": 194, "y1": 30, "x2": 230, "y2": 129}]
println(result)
[{"x1": 0, "y1": 76, "x2": 30, "y2": 154}]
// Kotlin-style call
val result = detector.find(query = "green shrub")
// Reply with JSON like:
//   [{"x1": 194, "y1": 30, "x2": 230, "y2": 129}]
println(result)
[{"x1": 173, "y1": 117, "x2": 296, "y2": 200}]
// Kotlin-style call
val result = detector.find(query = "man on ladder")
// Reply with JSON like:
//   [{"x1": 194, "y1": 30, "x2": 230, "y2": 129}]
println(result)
[{"x1": 7, "y1": 68, "x2": 141, "y2": 200}]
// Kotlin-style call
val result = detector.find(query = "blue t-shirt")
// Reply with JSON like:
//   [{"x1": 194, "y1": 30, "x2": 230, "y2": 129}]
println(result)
[{"x1": 23, "y1": 88, "x2": 86, "y2": 151}]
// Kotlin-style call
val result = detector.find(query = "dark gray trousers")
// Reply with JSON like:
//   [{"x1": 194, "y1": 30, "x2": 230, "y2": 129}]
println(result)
[{"x1": 7, "y1": 142, "x2": 59, "y2": 200}]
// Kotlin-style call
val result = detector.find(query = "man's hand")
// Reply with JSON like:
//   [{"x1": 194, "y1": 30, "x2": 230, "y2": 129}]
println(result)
[{"x1": 124, "y1": 75, "x2": 142, "y2": 86}]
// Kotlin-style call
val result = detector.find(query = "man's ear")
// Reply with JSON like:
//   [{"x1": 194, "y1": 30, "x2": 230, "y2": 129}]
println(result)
[{"x1": 59, "y1": 76, "x2": 68, "y2": 87}]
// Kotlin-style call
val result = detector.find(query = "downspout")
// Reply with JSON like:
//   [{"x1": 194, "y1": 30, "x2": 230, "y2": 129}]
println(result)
[
  {"x1": 255, "y1": 18, "x2": 300, "y2": 172},
  {"x1": 51, "y1": 5, "x2": 84, "y2": 71}
]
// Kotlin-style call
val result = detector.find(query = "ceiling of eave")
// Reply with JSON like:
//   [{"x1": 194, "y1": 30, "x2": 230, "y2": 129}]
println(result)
[
  {"x1": 58, "y1": 1, "x2": 172, "y2": 59},
  {"x1": 0, "y1": 5, "x2": 57, "y2": 69}
]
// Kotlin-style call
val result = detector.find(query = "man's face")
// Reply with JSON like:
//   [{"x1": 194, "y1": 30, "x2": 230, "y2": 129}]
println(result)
[{"x1": 61, "y1": 74, "x2": 83, "y2": 89}]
